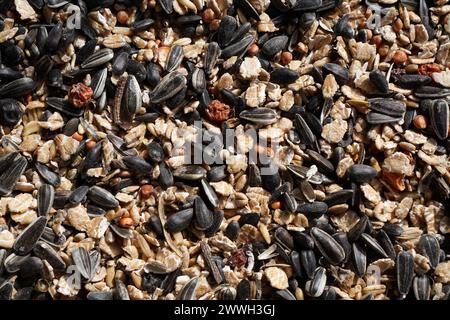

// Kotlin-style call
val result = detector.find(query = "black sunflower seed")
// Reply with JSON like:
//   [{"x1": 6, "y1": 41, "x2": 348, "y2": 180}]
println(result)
[
  {"x1": 369, "y1": 98, "x2": 406, "y2": 116},
  {"x1": 194, "y1": 196, "x2": 214, "y2": 231},
  {"x1": 323, "y1": 63, "x2": 349, "y2": 85},
  {"x1": 33, "y1": 241, "x2": 66, "y2": 271},
  {"x1": 418, "y1": 234, "x2": 440, "y2": 269},
  {"x1": 165, "y1": 45, "x2": 184, "y2": 72},
  {"x1": 88, "y1": 186, "x2": 119, "y2": 209},
  {"x1": 262, "y1": 35, "x2": 288, "y2": 57},
  {"x1": 37, "y1": 184, "x2": 54, "y2": 217},
  {"x1": 396, "y1": 251, "x2": 414, "y2": 297},
  {"x1": 352, "y1": 242, "x2": 367, "y2": 277},
  {"x1": 300, "y1": 249, "x2": 317, "y2": 279},
  {"x1": 149, "y1": 71, "x2": 187, "y2": 104},
  {"x1": 430, "y1": 99, "x2": 449, "y2": 140},
  {"x1": 13, "y1": 216, "x2": 47, "y2": 256},
  {"x1": 348, "y1": 215, "x2": 368, "y2": 242},
  {"x1": 305, "y1": 267, "x2": 327, "y2": 297},
  {"x1": 218, "y1": 16, "x2": 237, "y2": 47},
  {"x1": 0, "y1": 98, "x2": 22, "y2": 127},
  {"x1": 165, "y1": 208, "x2": 194, "y2": 233},
  {"x1": 204, "y1": 42, "x2": 221, "y2": 75},
  {"x1": 270, "y1": 68, "x2": 299, "y2": 85},
  {"x1": 413, "y1": 275, "x2": 431, "y2": 300},
  {"x1": 35, "y1": 162, "x2": 61, "y2": 186},
  {"x1": 240, "y1": 108, "x2": 278, "y2": 125},
  {"x1": 311, "y1": 227, "x2": 345, "y2": 265},
  {"x1": 360, "y1": 233, "x2": 388, "y2": 258},
  {"x1": 221, "y1": 34, "x2": 254, "y2": 58},
  {"x1": 0, "y1": 77, "x2": 36, "y2": 98},
  {"x1": 0, "y1": 153, "x2": 27, "y2": 196},
  {"x1": 68, "y1": 185, "x2": 89, "y2": 205}
]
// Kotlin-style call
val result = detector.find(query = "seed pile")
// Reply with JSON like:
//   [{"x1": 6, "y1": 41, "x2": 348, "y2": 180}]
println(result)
[{"x1": 0, "y1": 0, "x2": 449, "y2": 300}]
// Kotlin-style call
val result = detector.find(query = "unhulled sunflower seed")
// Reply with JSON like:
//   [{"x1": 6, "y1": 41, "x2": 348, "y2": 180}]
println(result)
[
  {"x1": 35, "y1": 162, "x2": 61, "y2": 187},
  {"x1": 413, "y1": 275, "x2": 431, "y2": 300},
  {"x1": 217, "y1": 16, "x2": 237, "y2": 47},
  {"x1": 0, "y1": 77, "x2": 36, "y2": 98},
  {"x1": 300, "y1": 249, "x2": 317, "y2": 279},
  {"x1": 149, "y1": 71, "x2": 186, "y2": 104},
  {"x1": 37, "y1": 184, "x2": 54, "y2": 217},
  {"x1": 165, "y1": 45, "x2": 184, "y2": 72},
  {"x1": 348, "y1": 165, "x2": 377, "y2": 184},
  {"x1": 418, "y1": 234, "x2": 440, "y2": 269},
  {"x1": 114, "y1": 279, "x2": 130, "y2": 300},
  {"x1": 262, "y1": 35, "x2": 288, "y2": 57},
  {"x1": 369, "y1": 69, "x2": 389, "y2": 93},
  {"x1": 33, "y1": 241, "x2": 66, "y2": 271},
  {"x1": 204, "y1": 42, "x2": 221, "y2": 75},
  {"x1": 221, "y1": 34, "x2": 254, "y2": 59},
  {"x1": 360, "y1": 233, "x2": 388, "y2": 258},
  {"x1": 88, "y1": 186, "x2": 119, "y2": 209},
  {"x1": 194, "y1": 196, "x2": 214, "y2": 231},
  {"x1": 68, "y1": 185, "x2": 89, "y2": 205},
  {"x1": 366, "y1": 112, "x2": 404, "y2": 124},
  {"x1": 165, "y1": 208, "x2": 194, "y2": 233},
  {"x1": 396, "y1": 251, "x2": 414, "y2": 297},
  {"x1": 270, "y1": 68, "x2": 299, "y2": 85},
  {"x1": 310, "y1": 227, "x2": 345, "y2": 265},
  {"x1": 305, "y1": 266, "x2": 327, "y2": 297},
  {"x1": 177, "y1": 277, "x2": 199, "y2": 300},
  {"x1": 429, "y1": 99, "x2": 449, "y2": 140},
  {"x1": 239, "y1": 108, "x2": 278, "y2": 125},
  {"x1": 81, "y1": 48, "x2": 114, "y2": 69},
  {"x1": 369, "y1": 98, "x2": 406, "y2": 116},
  {"x1": 71, "y1": 247, "x2": 100, "y2": 281},
  {"x1": 13, "y1": 216, "x2": 47, "y2": 256},
  {"x1": 0, "y1": 153, "x2": 27, "y2": 196},
  {"x1": 295, "y1": 114, "x2": 318, "y2": 151},
  {"x1": 173, "y1": 165, "x2": 207, "y2": 181},
  {"x1": 352, "y1": 242, "x2": 367, "y2": 277}
]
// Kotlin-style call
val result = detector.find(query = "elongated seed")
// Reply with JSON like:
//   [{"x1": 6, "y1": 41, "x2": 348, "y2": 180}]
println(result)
[{"x1": 310, "y1": 227, "x2": 345, "y2": 265}]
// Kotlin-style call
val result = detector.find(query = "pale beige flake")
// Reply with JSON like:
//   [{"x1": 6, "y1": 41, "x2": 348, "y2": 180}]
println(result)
[
  {"x1": 434, "y1": 261, "x2": 450, "y2": 284},
  {"x1": 264, "y1": 266, "x2": 289, "y2": 290},
  {"x1": 0, "y1": 230, "x2": 14, "y2": 249},
  {"x1": 278, "y1": 90, "x2": 294, "y2": 111},
  {"x1": 55, "y1": 134, "x2": 80, "y2": 161},
  {"x1": 67, "y1": 204, "x2": 91, "y2": 232},
  {"x1": 14, "y1": 0, "x2": 38, "y2": 21},
  {"x1": 404, "y1": 130, "x2": 428, "y2": 144},
  {"x1": 257, "y1": 13, "x2": 278, "y2": 32},
  {"x1": 87, "y1": 217, "x2": 110, "y2": 239},
  {"x1": 361, "y1": 183, "x2": 382, "y2": 204},
  {"x1": 336, "y1": 157, "x2": 354, "y2": 178},
  {"x1": 321, "y1": 119, "x2": 348, "y2": 144},
  {"x1": 11, "y1": 210, "x2": 37, "y2": 225},
  {"x1": 382, "y1": 152, "x2": 414, "y2": 176},
  {"x1": 239, "y1": 57, "x2": 261, "y2": 80},
  {"x1": 323, "y1": 74, "x2": 339, "y2": 99},
  {"x1": 432, "y1": 70, "x2": 450, "y2": 87},
  {"x1": 0, "y1": 27, "x2": 18, "y2": 43},
  {"x1": 7, "y1": 193, "x2": 36, "y2": 213},
  {"x1": 245, "y1": 82, "x2": 266, "y2": 108}
]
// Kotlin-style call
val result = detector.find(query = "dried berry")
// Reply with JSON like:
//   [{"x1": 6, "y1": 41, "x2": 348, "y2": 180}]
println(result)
[
  {"x1": 418, "y1": 64, "x2": 441, "y2": 76},
  {"x1": 68, "y1": 83, "x2": 93, "y2": 108},
  {"x1": 206, "y1": 100, "x2": 232, "y2": 123},
  {"x1": 228, "y1": 249, "x2": 247, "y2": 268}
]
